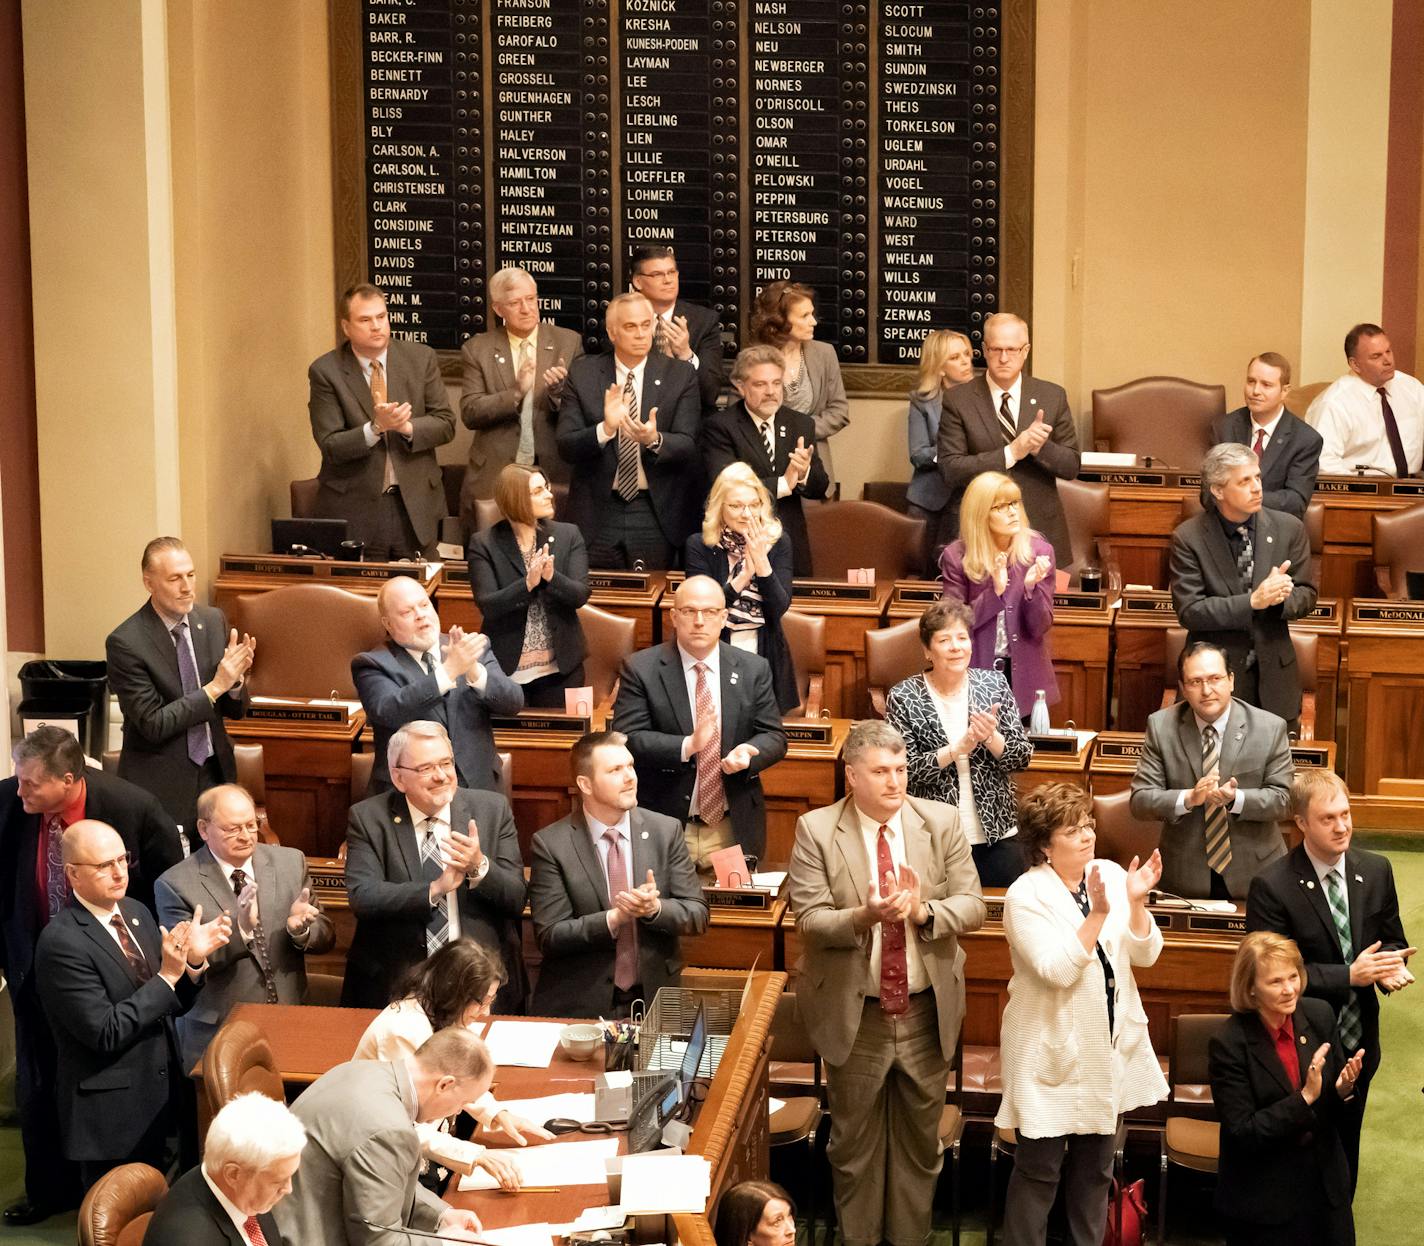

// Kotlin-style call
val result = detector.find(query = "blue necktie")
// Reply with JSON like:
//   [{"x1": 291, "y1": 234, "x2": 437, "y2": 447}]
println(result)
[{"x1": 172, "y1": 621, "x2": 214, "y2": 767}]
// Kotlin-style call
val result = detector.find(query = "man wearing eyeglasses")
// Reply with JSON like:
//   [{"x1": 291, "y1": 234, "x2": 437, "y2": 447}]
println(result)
[
  {"x1": 342, "y1": 720, "x2": 528, "y2": 1010},
  {"x1": 936, "y1": 312, "x2": 1081, "y2": 563},
  {"x1": 154, "y1": 784, "x2": 334, "y2": 1071},
  {"x1": 612, "y1": 575, "x2": 787, "y2": 874},
  {"x1": 628, "y1": 243, "x2": 725, "y2": 415},
  {"x1": 1129, "y1": 641, "x2": 1293, "y2": 900}
]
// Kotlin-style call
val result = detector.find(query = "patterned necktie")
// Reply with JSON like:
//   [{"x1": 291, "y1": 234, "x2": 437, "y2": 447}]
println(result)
[
  {"x1": 1235, "y1": 525, "x2": 1254, "y2": 591},
  {"x1": 418, "y1": 818, "x2": 450, "y2": 956},
  {"x1": 243, "y1": 1216, "x2": 269, "y2": 1246},
  {"x1": 43, "y1": 814, "x2": 70, "y2": 919},
  {"x1": 110, "y1": 912, "x2": 153, "y2": 984},
  {"x1": 603, "y1": 827, "x2": 639, "y2": 991},
  {"x1": 1378, "y1": 386, "x2": 1410, "y2": 478},
  {"x1": 758, "y1": 418, "x2": 775, "y2": 466},
  {"x1": 1324, "y1": 870, "x2": 1364, "y2": 1050},
  {"x1": 230, "y1": 867, "x2": 279, "y2": 1004},
  {"x1": 997, "y1": 390, "x2": 1017, "y2": 444},
  {"x1": 372, "y1": 359, "x2": 397, "y2": 489},
  {"x1": 614, "y1": 369, "x2": 641, "y2": 502},
  {"x1": 1201, "y1": 725, "x2": 1233, "y2": 876},
  {"x1": 422, "y1": 650, "x2": 438, "y2": 679},
  {"x1": 516, "y1": 339, "x2": 537, "y2": 465},
  {"x1": 875, "y1": 826, "x2": 908, "y2": 1015},
  {"x1": 1253, "y1": 427, "x2": 1266, "y2": 458},
  {"x1": 692, "y1": 662, "x2": 726, "y2": 824},
  {"x1": 172, "y1": 621, "x2": 214, "y2": 767}
]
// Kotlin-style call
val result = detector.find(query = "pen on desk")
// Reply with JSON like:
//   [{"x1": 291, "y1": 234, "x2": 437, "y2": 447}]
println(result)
[{"x1": 510, "y1": 1186, "x2": 561, "y2": 1193}]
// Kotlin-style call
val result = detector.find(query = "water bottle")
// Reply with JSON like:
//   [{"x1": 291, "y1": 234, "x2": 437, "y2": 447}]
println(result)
[{"x1": 1030, "y1": 690, "x2": 1051, "y2": 735}]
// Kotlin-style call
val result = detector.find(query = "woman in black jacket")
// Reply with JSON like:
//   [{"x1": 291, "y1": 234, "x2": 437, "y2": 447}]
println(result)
[{"x1": 467, "y1": 464, "x2": 590, "y2": 708}]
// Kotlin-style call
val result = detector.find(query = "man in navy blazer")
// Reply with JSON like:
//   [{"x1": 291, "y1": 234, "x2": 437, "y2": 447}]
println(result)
[
  {"x1": 628, "y1": 243, "x2": 726, "y2": 414},
  {"x1": 556, "y1": 292, "x2": 703, "y2": 569},
  {"x1": 353, "y1": 575, "x2": 523, "y2": 794},
  {"x1": 36, "y1": 820, "x2": 231, "y2": 1188},
  {"x1": 612, "y1": 576, "x2": 787, "y2": 866},
  {"x1": 1209, "y1": 352, "x2": 1322, "y2": 518}
]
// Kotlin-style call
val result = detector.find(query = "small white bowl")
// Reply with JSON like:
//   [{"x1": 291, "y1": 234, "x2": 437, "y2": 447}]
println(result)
[{"x1": 560, "y1": 1023, "x2": 602, "y2": 1061}]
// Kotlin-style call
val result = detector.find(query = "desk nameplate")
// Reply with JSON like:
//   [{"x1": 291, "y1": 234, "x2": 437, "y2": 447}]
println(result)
[
  {"x1": 1177, "y1": 472, "x2": 1202, "y2": 488},
  {"x1": 703, "y1": 887, "x2": 774, "y2": 910},
  {"x1": 442, "y1": 562, "x2": 472, "y2": 587},
  {"x1": 1053, "y1": 591, "x2": 1108, "y2": 612},
  {"x1": 588, "y1": 571, "x2": 653, "y2": 593},
  {"x1": 792, "y1": 579, "x2": 878, "y2": 603},
  {"x1": 1291, "y1": 744, "x2": 1332, "y2": 769},
  {"x1": 1094, "y1": 733, "x2": 1145, "y2": 764},
  {"x1": 1314, "y1": 477, "x2": 1384, "y2": 496},
  {"x1": 891, "y1": 580, "x2": 942, "y2": 606},
  {"x1": 1350, "y1": 600, "x2": 1424, "y2": 626},
  {"x1": 1028, "y1": 732, "x2": 1080, "y2": 755},
  {"x1": 490, "y1": 713, "x2": 592, "y2": 735},
  {"x1": 783, "y1": 721, "x2": 834, "y2": 745},
  {"x1": 1078, "y1": 469, "x2": 1170, "y2": 486},
  {"x1": 247, "y1": 704, "x2": 350, "y2": 725},
  {"x1": 220, "y1": 554, "x2": 434, "y2": 586},
  {"x1": 1118, "y1": 592, "x2": 1175, "y2": 615},
  {"x1": 1389, "y1": 480, "x2": 1424, "y2": 497}
]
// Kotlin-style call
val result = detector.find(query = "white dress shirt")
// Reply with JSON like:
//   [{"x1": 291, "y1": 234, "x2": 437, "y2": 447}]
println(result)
[
  {"x1": 925, "y1": 682, "x2": 987, "y2": 845},
  {"x1": 989, "y1": 374, "x2": 1025, "y2": 469},
  {"x1": 678, "y1": 645, "x2": 723, "y2": 819},
  {"x1": 408, "y1": 798, "x2": 492, "y2": 942},
  {"x1": 1246, "y1": 408, "x2": 1285, "y2": 453},
  {"x1": 200, "y1": 1166, "x2": 257, "y2": 1241},
  {"x1": 1308, "y1": 371, "x2": 1424, "y2": 476},
  {"x1": 854, "y1": 805, "x2": 929, "y2": 994},
  {"x1": 507, "y1": 326, "x2": 540, "y2": 464},
  {"x1": 1171, "y1": 702, "x2": 1247, "y2": 818},
  {"x1": 1304, "y1": 843, "x2": 1350, "y2": 921},
  {"x1": 595, "y1": 356, "x2": 653, "y2": 490}
]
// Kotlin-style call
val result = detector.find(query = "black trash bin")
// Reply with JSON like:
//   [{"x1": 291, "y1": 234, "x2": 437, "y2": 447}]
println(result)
[{"x1": 17, "y1": 659, "x2": 110, "y2": 760}]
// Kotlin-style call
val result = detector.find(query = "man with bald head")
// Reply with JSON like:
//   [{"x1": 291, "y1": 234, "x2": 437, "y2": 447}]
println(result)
[
  {"x1": 612, "y1": 575, "x2": 787, "y2": 871},
  {"x1": 556, "y1": 291, "x2": 703, "y2": 568},
  {"x1": 156, "y1": 784, "x2": 335, "y2": 1070},
  {"x1": 353, "y1": 574, "x2": 523, "y2": 794},
  {"x1": 36, "y1": 820, "x2": 231, "y2": 1186},
  {"x1": 1309, "y1": 322, "x2": 1424, "y2": 477}
]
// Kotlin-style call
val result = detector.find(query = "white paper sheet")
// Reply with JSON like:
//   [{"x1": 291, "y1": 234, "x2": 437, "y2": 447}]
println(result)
[
  {"x1": 490, "y1": 1092, "x2": 597, "y2": 1122},
  {"x1": 483, "y1": 1020, "x2": 565, "y2": 1067},
  {"x1": 476, "y1": 1224, "x2": 557, "y2": 1246},
  {"x1": 617, "y1": 1153, "x2": 711, "y2": 1213},
  {"x1": 750, "y1": 871, "x2": 787, "y2": 892},
  {"x1": 458, "y1": 1138, "x2": 621, "y2": 1191}
]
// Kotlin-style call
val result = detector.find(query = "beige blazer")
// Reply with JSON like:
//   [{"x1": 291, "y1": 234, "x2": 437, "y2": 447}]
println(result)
[
  {"x1": 788, "y1": 794, "x2": 986, "y2": 1066},
  {"x1": 791, "y1": 339, "x2": 850, "y2": 490}
]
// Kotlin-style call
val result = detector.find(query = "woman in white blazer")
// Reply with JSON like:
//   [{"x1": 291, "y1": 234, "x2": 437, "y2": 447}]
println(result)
[{"x1": 995, "y1": 782, "x2": 1168, "y2": 1245}]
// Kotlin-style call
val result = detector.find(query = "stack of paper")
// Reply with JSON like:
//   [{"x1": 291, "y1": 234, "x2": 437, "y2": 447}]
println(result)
[
  {"x1": 618, "y1": 1153, "x2": 712, "y2": 1213},
  {"x1": 477, "y1": 1225, "x2": 558, "y2": 1246},
  {"x1": 457, "y1": 1138, "x2": 620, "y2": 1192},
  {"x1": 490, "y1": 1091, "x2": 596, "y2": 1122},
  {"x1": 483, "y1": 1020, "x2": 564, "y2": 1067}
]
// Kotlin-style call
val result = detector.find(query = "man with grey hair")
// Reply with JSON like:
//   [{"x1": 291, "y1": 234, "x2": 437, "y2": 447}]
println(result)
[
  {"x1": 342, "y1": 719, "x2": 526, "y2": 1009},
  {"x1": 275, "y1": 1028, "x2": 491, "y2": 1244},
  {"x1": 458, "y1": 267, "x2": 583, "y2": 525},
  {"x1": 788, "y1": 719, "x2": 985, "y2": 1246},
  {"x1": 1170, "y1": 440, "x2": 1316, "y2": 728},
  {"x1": 145, "y1": 1092, "x2": 307, "y2": 1244}
]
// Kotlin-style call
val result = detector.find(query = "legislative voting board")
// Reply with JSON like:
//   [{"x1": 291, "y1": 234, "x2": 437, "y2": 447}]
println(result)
[{"x1": 347, "y1": 0, "x2": 1028, "y2": 379}]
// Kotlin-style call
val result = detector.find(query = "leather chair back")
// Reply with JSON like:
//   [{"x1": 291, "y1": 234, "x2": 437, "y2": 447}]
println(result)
[
  {"x1": 1091, "y1": 376, "x2": 1225, "y2": 466},
  {"x1": 1285, "y1": 380, "x2": 1330, "y2": 419},
  {"x1": 859, "y1": 480, "x2": 909, "y2": 512},
  {"x1": 232, "y1": 584, "x2": 386, "y2": 699},
  {"x1": 1161, "y1": 625, "x2": 1317, "y2": 735},
  {"x1": 203, "y1": 1018, "x2": 285, "y2": 1119},
  {"x1": 1090, "y1": 788, "x2": 1161, "y2": 871},
  {"x1": 805, "y1": 500, "x2": 926, "y2": 580},
  {"x1": 865, "y1": 617, "x2": 926, "y2": 717},
  {"x1": 1372, "y1": 502, "x2": 1424, "y2": 597},
  {"x1": 579, "y1": 603, "x2": 637, "y2": 705},
  {"x1": 351, "y1": 750, "x2": 375, "y2": 806},
  {"x1": 1058, "y1": 478, "x2": 1112, "y2": 580},
  {"x1": 781, "y1": 609, "x2": 826, "y2": 717},
  {"x1": 290, "y1": 477, "x2": 320, "y2": 518},
  {"x1": 105, "y1": 747, "x2": 275, "y2": 843},
  {"x1": 78, "y1": 1163, "x2": 168, "y2": 1246}
]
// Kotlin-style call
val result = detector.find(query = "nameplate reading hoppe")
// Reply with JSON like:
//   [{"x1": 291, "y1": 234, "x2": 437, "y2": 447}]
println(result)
[
  {"x1": 220, "y1": 557, "x2": 317, "y2": 577},
  {"x1": 792, "y1": 579, "x2": 877, "y2": 602}
]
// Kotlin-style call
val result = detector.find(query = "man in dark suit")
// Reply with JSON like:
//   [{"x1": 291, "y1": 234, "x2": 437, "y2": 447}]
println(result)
[
  {"x1": 36, "y1": 820, "x2": 231, "y2": 1188},
  {"x1": 937, "y1": 312, "x2": 1081, "y2": 564},
  {"x1": 352, "y1": 574, "x2": 523, "y2": 794},
  {"x1": 612, "y1": 575, "x2": 787, "y2": 869},
  {"x1": 144, "y1": 1091, "x2": 307, "y2": 1246},
  {"x1": 0, "y1": 726, "x2": 184, "y2": 1224},
  {"x1": 702, "y1": 344, "x2": 829, "y2": 576},
  {"x1": 1130, "y1": 642, "x2": 1293, "y2": 900},
  {"x1": 106, "y1": 537, "x2": 254, "y2": 839},
  {"x1": 1170, "y1": 442, "x2": 1317, "y2": 729},
  {"x1": 1246, "y1": 768, "x2": 1414, "y2": 1188},
  {"x1": 307, "y1": 282, "x2": 456, "y2": 559},
  {"x1": 1209, "y1": 352, "x2": 1322, "y2": 518},
  {"x1": 556, "y1": 292, "x2": 703, "y2": 569},
  {"x1": 529, "y1": 730, "x2": 708, "y2": 1017},
  {"x1": 155, "y1": 784, "x2": 334, "y2": 1071},
  {"x1": 458, "y1": 266, "x2": 584, "y2": 524},
  {"x1": 628, "y1": 242, "x2": 725, "y2": 414},
  {"x1": 342, "y1": 720, "x2": 527, "y2": 1009}
]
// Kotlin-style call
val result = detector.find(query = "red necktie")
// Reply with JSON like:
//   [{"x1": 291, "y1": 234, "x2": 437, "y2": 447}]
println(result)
[
  {"x1": 876, "y1": 826, "x2": 908, "y2": 1015},
  {"x1": 1252, "y1": 427, "x2": 1266, "y2": 458},
  {"x1": 110, "y1": 913, "x2": 153, "y2": 984},
  {"x1": 603, "y1": 828, "x2": 639, "y2": 990},
  {"x1": 1379, "y1": 386, "x2": 1411, "y2": 478},
  {"x1": 244, "y1": 1216, "x2": 269, "y2": 1246},
  {"x1": 693, "y1": 663, "x2": 726, "y2": 823}
]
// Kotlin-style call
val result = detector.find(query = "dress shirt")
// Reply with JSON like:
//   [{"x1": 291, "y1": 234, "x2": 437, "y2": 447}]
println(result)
[
  {"x1": 594, "y1": 355, "x2": 653, "y2": 490},
  {"x1": 658, "y1": 308, "x2": 699, "y2": 370},
  {"x1": 200, "y1": 1165, "x2": 256, "y2": 1241},
  {"x1": 854, "y1": 806, "x2": 929, "y2": 994},
  {"x1": 356, "y1": 347, "x2": 393, "y2": 447},
  {"x1": 1268, "y1": 1015, "x2": 1301, "y2": 1091},
  {"x1": 74, "y1": 893, "x2": 133, "y2": 954},
  {"x1": 1172, "y1": 702, "x2": 1247, "y2": 818},
  {"x1": 1304, "y1": 843, "x2": 1350, "y2": 923},
  {"x1": 988, "y1": 374, "x2": 1025, "y2": 470},
  {"x1": 212, "y1": 850, "x2": 261, "y2": 944},
  {"x1": 1247, "y1": 408, "x2": 1285, "y2": 453},
  {"x1": 410, "y1": 799, "x2": 490, "y2": 944},
  {"x1": 677, "y1": 646, "x2": 724, "y2": 815},
  {"x1": 404, "y1": 641, "x2": 487, "y2": 693},
  {"x1": 587, "y1": 810, "x2": 660, "y2": 931},
  {"x1": 507, "y1": 327, "x2": 539, "y2": 464},
  {"x1": 1309, "y1": 371, "x2": 1424, "y2": 476},
  {"x1": 1217, "y1": 510, "x2": 1255, "y2": 565}
]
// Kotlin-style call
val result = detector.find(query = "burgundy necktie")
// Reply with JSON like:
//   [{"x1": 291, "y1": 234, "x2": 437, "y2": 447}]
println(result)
[
  {"x1": 875, "y1": 826, "x2": 908, "y2": 1015},
  {"x1": 110, "y1": 912, "x2": 153, "y2": 984},
  {"x1": 1379, "y1": 386, "x2": 1410, "y2": 478},
  {"x1": 1252, "y1": 427, "x2": 1266, "y2": 458},
  {"x1": 603, "y1": 827, "x2": 638, "y2": 990},
  {"x1": 693, "y1": 663, "x2": 726, "y2": 824},
  {"x1": 243, "y1": 1215, "x2": 269, "y2": 1246}
]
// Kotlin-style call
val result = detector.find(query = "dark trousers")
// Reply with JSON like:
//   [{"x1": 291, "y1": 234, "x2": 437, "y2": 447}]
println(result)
[
  {"x1": 519, "y1": 663, "x2": 588, "y2": 709},
  {"x1": 586, "y1": 494, "x2": 673, "y2": 570},
  {"x1": 908, "y1": 501, "x2": 955, "y2": 579},
  {"x1": 369, "y1": 488, "x2": 437, "y2": 561},
  {"x1": 76, "y1": 1072, "x2": 184, "y2": 1192},
  {"x1": 11, "y1": 982, "x2": 79, "y2": 1212},
  {"x1": 973, "y1": 836, "x2": 1027, "y2": 887},
  {"x1": 1001, "y1": 1130, "x2": 1117, "y2": 1246}
]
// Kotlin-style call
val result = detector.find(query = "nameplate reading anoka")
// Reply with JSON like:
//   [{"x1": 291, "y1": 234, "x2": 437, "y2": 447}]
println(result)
[{"x1": 792, "y1": 579, "x2": 877, "y2": 602}]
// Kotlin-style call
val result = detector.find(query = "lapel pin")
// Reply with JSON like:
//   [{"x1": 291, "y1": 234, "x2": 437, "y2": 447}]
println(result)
[
  {"x1": 496, "y1": 355, "x2": 506, "y2": 365},
  {"x1": 1355, "y1": 873, "x2": 1364, "y2": 883},
  {"x1": 195, "y1": 622, "x2": 203, "y2": 631},
  {"x1": 131, "y1": 917, "x2": 140, "y2": 927},
  {"x1": 1299, "y1": 1034, "x2": 1308, "y2": 1045},
  {"x1": 1306, "y1": 880, "x2": 1315, "y2": 890},
  {"x1": 730, "y1": 672, "x2": 739, "y2": 685},
  {"x1": 654, "y1": 378, "x2": 662, "y2": 386},
  {"x1": 641, "y1": 831, "x2": 649, "y2": 840},
  {"x1": 1030, "y1": 398, "x2": 1038, "y2": 406},
  {"x1": 394, "y1": 815, "x2": 403, "y2": 825}
]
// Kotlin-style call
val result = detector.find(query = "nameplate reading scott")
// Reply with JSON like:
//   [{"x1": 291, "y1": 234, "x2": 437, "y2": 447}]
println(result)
[
  {"x1": 588, "y1": 571, "x2": 653, "y2": 593},
  {"x1": 793, "y1": 579, "x2": 877, "y2": 602}
]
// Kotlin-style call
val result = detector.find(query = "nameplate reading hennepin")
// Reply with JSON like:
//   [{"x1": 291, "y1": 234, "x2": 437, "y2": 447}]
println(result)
[
  {"x1": 793, "y1": 579, "x2": 877, "y2": 602},
  {"x1": 588, "y1": 571, "x2": 652, "y2": 593},
  {"x1": 783, "y1": 721, "x2": 833, "y2": 745},
  {"x1": 221, "y1": 557, "x2": 317, "y2": 577},
  {"x1": 491, "y1": 714, "x2": 591, "y2": 734},
  {"x1": 246, "y1": 705, "x2": 348, "y2": 725},
  {"x1": 1352, "y1": 601, "x2": 1424, "y2": 625}
]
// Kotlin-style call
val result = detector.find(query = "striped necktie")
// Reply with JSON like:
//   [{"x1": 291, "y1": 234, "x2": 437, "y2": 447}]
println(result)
[
  {"x1": 419, "y1": 818, "x2": 450, "y2": 956},
  {"x1": 614, "y1": 370, "x2": 640, "y2": 502},
  {"x1": 997, "y1": 390, "x2": 1017, "y2": 444},
  {"x1": 1201, "y1": 725, "x2": 1232, "y2": 876},
  {"x1": 1323, "y1": 870, "x2": 1364, "y2": 1050}
]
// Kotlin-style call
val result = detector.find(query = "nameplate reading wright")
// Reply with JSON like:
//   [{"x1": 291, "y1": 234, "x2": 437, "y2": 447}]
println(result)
[
  {"x1": 1053, "y1": 591, "x2": 1107, "y2": 611},
  {"x1": 246, "y1": 705, "x2": 348, "y2": 724},
  {"x1": 1351, "y1": 601, "x2": 1424, "y2": 625},
  {"x1": 702, "y1": 886, "x2": 772, "y2": 910},
  {"x1": 1028, "y1": 732, "x2": 1079, "y2": 755},
  {"x1": 491, "y1": 713, "x2": 591, "y2": 734},
  {"x1": 221, "y1": 557, "x2": 317, "y2": 577},
  {"x1": 783, "y1": 721, "x2": 834, "y2": 745},
  {"x1": 793, "y1": 579, "x2": 877, "y2": 602},
  {"x1": 892, "y1": 580, "x2": 942, "y2": 606},
  {"x1": 1291, "y1": 745, "x2": 1331, "y2": 769},
  {"x1": 588, "y1": 571, "x2": 652, "y2": 593},
  {"x1": 1314, "y1": 477, "x2": 1382, "y2": 495},
  {"x1": 1076, "y1": 469, "x2": 1168, "y2": 486},
  {"x1": 1307, "y1": 599, "x2": 1338, "y2": 622}
]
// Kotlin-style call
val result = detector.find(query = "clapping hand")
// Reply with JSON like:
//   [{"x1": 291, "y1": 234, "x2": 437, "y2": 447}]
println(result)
[
  {"x1": 661, "y1": 314, "x2": 693, "y2": 360},
  {"x1": 689, "y1": 708, "x2": 717, "y2": 756},
  {"x1": 1302, "y1": 1042, "x2": 1328, "y2": 1103},
  {"x1": 992, "y1": 552, "x2": 1009, "y2": 596},
  {"x1": 542, "y1": 360, "x2": 569, "y2": 391},
  {"x1": 442, "y1": 625, "x2": 488, "y2": 680},
  {"x1": 373, "y1": 400, "x2": 414, "y2": 436},
  {"x1": 184, "y1": 903, "x2": 233, "y2": 965},
  {"x1": 785, "y1": 437, "x2": 813, "y2": 490},
  {"x1": 1010, "y1": 411, "x2": 1050, "y2": 461},
  {"x1": 1085, "y1": 864, "x2": 1110, "y2": 916},
  {"x1": 1124, "y1": 850, "x2": 1163, "y2": 904},
  {"x1": 601, "y1": 383, "x2": 628, "y2": 438},
  {"x1": 1250, "y1": 560, "x2": 1294, "y2": 610},
  {"x1": 286, "y1": 886, "x2": 321, "y2": 937},
  {"x1": 516, "y1": 350, "x2": 536, "y2": 397},
  {"x1": 626, "y1": 405, "x2": 660, "y2": 446},
  {"x1": 614, "y1": 869, "x2": 661, "y2": 920},
  {"x1": 1024, "y1": 554, "x2": 1053, "y2": 591},
  {"x1": 1336, "y1": 1047, "x2": 1365, "y2": 1097},
  {"x1": 721, "y1": 743, "x2": 759, "y2": 774},
  {"x1": 864, "y1": 871, "x2": 914, "y2": 925},
  {"x1": 524, "y1": 544, "x2": 553, "y2": 591},
  {"x1": 215, "y1": 629, "x2": 256, "y2": 692}
]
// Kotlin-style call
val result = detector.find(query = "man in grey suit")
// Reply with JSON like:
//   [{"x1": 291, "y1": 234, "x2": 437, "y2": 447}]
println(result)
[
  {"x1": 1130, "y1": 641, "x2": 1293, "y2": 900},
  {"x1": 529, "y1": 730, "x2": 708, "y2": 1018},
  {"x1": 788, "y1": 720, "x2": 986, "y2": 1246},
  {"x1": 458, "y1": 267, "x2": 584, "y2": 525},
  {"x1": 307, "y1": 283, "x2": 456, "y2": 559},
  {"x1": 343, "y1": 720, "x2": 528, "y2": 1010},
  {"x1": 937, "y1": 311, "x2": 1081, "y2": 563},
  {"x1": 1170, "y1": 441, "x2": 1317, "y2": 728},
  {"x1": 154, "y1": 784, "x2": 333, "y2": 1071},
  {"x1": 273, "y1": 1027, "x2": 488, "y2": 1245}
]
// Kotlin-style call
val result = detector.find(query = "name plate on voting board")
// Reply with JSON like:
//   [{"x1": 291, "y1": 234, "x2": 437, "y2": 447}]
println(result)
[{"x1": 220, "y1": 554, "x2": 429, "y2": 584}]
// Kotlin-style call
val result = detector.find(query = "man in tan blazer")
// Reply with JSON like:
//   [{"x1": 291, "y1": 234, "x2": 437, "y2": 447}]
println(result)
[
  {"x1": 788, "y1": 720, "x2": 986, "y2": 1246},
  {"x1": 459, "y1": 267, "x2": 584, "y2": 527}
]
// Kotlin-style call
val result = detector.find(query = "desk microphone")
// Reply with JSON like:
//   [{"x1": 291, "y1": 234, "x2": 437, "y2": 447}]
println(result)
[
  {"x1": 357, "y1": 1220, "x2": 500, "y2": 1244},
  {"x1": 1352, "y1": 465, "x2": 1392, "y2": 477},
  {"x1": 288, "y1": 543, "x2": 330, "y2": 559},
  {"x1": 1148, "y1": 888, "x2": 1212, "y2": 912}
]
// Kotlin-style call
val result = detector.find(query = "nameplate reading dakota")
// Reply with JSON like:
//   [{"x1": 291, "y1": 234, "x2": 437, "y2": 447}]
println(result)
[{"x1": 793, "y1": 579, "x2": 877, "y2": 602}]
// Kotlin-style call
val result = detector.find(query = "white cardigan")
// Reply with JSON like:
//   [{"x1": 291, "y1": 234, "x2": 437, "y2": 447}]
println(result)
[{"x1": 995, "y1": 861, "x2": 1168, "y2": 1138}]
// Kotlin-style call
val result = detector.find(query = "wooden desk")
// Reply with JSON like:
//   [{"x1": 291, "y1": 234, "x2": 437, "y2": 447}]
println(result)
[
  {"x1": 1098, "y1": 475, "x2": 1188, "y2": 589},
  {"x1": 1110, "y1": 590, "x2": 1177, "y2": 732},
  {"x1": 682, "y1": 896, "x2": 789, "y2": 972},
  {"x1": 1045, "y1": 592, "x2": 1113, "y2": 731},
  {"x1": 1020, "y1": 731, "x2": 1095, "y2": 797},
  {"x1": 1090, "y1": 732, "x2": 1145, "y2": 795},
  {"x1": 1313, "y1": 478, "x2": 1423, "y2": 600},
  {"x1": 790, "y1": 584, "x2": 889, "y2": 719},
  {"x1": 211, "y1": 555, "x2": 440, "y2": 616}
]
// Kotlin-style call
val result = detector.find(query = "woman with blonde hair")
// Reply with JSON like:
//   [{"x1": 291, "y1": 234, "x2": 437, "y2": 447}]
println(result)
[
  {"x1": 684, "y1": 462, "x2": 798, "y2": 711},
  {"x1": 939, "y1": 469, "x2": 1058, "y2": 718},
  {"x1": 907, "y1": 329, "x2": 975, "y2": 574}
]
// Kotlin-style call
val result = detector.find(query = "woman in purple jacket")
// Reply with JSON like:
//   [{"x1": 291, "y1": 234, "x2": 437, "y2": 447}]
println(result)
[{"x1": 939, "y1": 470, "x2": 1058, "y2": 720}]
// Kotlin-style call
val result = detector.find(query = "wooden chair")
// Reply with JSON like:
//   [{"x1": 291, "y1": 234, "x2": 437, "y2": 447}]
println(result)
[
  {"x1": 77, "y1": 1162, "x2": 168, "y2": 1246},
  {"x1": 1372, "y1": 502, "x2": 1424, "y2": 597},
  {"x1": 1157, "y1": 1013, "x2": 1231, "y2": 1244},
  {"x1": 350, "y1": 750, "x2": 375, "y2": 807},
  {"x1": 865, "y1": 617, "x2": 925, "y2": 717},
  {"x1": 937, "y1": 1036, "x2": 968, "y2": 1246},
  {"x1": 289, "y1": 477, "x2": 320, "y2": 518},
  {"x1": 859, "y1": 480, "x2": 909, "y2": 512},
  {"x1": 804, "y1": 500, "x2": 926, "y2": 580},
  {"x1": 781, "y1": 609, "x2": 826, "y2": 717},
  {"x1": 1091, "y1": 789, "x2": 1161, "y2": 871},
  {"x1": 1285, "y1": 380, "x2": 1331, "y2": 418},
  {"x1": 1161, "y1": 626, "x2": 1320, "y2": 739},
  {"x1": 232, "y1": 584, "x2": 386, "y2": 699},
  {"x1": 103, "y1": 746, "x2": 276, "y2": 843},
  {"x1": 1058, "y1": 478, "x2": 1115, "y2": 584},
  {"x1": 1091, "y1": 376, "x2": 1225, "y2": 466},
  {"x1": 579, "y1": 603, "x2": 637, "y2": 707},
  {"x1": 202, "y1": 1018, "x2": 284, "y2": 1119}
]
